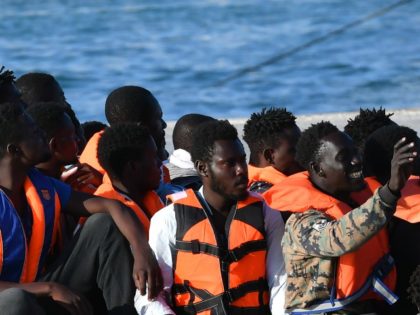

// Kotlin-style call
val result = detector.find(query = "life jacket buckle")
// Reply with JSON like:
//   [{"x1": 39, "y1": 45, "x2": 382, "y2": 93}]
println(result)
[{"x1": 191, "y1": 239, "x2": 200, "y2": 254}]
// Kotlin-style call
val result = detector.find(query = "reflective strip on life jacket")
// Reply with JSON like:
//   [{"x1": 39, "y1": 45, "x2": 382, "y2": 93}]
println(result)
[{"x1": 247, "y1": 165, "x2": 286, "y2": 194}]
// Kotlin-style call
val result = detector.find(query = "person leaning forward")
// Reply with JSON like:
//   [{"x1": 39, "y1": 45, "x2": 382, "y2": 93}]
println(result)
[
  {"x1": 0, "y1": 102, "x2": 162, "y2": 314},
  {"x1": 264, "y1": 121, "x2": 416, "y2": 315},
  {"x1": 135, "y1": 119, "x2": 287, "y2": 315}
]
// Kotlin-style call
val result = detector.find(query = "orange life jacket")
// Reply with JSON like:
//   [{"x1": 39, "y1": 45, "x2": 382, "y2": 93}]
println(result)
[
  {"x1": 94, "y1": 174, "x2": 163, "y2": 232},
  {"x1": 360, "y1": 176, "x2": 420, "y2": 223},
  {"x1": 247, "y1": 164, "x2": 286, "y2": 194},
  {"x1": 168, "y1": 189, "x2": 270, "y2": 315},
  {"x1": 79, "y1": 130, "x2": 105, "y2": 174},
  {"x1": 0, "y1": 169, "x2": 61, "y2": 283},
  {"x1": 265, "y1": 172, "x2": 397, "y2": 310}
]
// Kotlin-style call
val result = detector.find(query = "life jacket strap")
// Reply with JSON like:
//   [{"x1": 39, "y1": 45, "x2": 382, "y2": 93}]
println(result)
[
  {"x1": 289, "y1": 254, "x2": 397, "y2": 314},
  {"x1": 175, "y1": 239, "x2": 266, "y2": 263},
  {"x1": 174, "y1": 278, "x2": 268, "y2": 315}
]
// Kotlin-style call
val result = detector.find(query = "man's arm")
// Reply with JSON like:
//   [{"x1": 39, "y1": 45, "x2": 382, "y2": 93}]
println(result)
[
  {"x1": 286, "y1": 186, "x2": 397, "y2": 257},
  {"x1": 0, "y1": 281, "x2": 92, "y2": 315},
  {"x1": 135, "y1": 204, "x2": 176, "y2": 315},
  {"x1": 264, "y1": 202, "x2": 287, "y2": 315},
  {"x1": 63, "y1": 190, "x2": 162, "y2": 299}
]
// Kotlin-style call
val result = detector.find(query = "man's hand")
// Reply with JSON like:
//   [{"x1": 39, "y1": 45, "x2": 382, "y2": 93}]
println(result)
[
  {"x1": 132, "y1": 244, "x2": 163, "y2": 301},
  {"x1": 49, "y1": 282, "x2": 93, "y2": 315},
  {"x1": 62, "y1": 163, "x2": 103, "y2": 193},
  {"x1": 388, "y1": 137, "x2": 417, "y2": 193}
]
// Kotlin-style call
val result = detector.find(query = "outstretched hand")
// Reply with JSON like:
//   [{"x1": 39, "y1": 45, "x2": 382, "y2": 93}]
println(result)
[
  {"x1": 388, "y1": 137, "x2": 417, "y2": 193},
  {"x1": 132, "y1": 245, "x2": 163, "y2": 301}
]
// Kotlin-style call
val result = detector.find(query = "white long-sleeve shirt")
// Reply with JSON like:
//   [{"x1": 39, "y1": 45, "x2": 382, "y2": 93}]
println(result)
[{"x1": 135, "y1": 188, "x2": 287, "y2": 315}]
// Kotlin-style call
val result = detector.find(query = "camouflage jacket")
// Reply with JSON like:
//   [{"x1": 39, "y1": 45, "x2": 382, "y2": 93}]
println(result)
[{"x1": 281, "y1": 188, "x2": 397, "y2": 310}]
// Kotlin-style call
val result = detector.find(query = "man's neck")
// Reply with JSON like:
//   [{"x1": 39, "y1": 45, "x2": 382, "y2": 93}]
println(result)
[
  {"x1": 112, "y1": 179, "x2": 148, "y2": 206},
  {"x1": 0, "y1": 159, "x2": 30, "y2": 213},
  {"x1": 202, "y1": 186, "x2": 236, "y2": 215},
  {"x1": 36, "y1": 159, "x2": 63, "y2": 179}
]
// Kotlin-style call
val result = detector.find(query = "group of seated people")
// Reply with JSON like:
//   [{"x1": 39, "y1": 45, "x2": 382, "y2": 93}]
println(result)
[{"x1": 0, "y1": 65, "x2": 420, "y2": 315}]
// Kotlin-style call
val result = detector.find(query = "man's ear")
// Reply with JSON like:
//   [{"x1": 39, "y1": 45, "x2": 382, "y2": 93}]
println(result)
[
  {"x1": 195, "y1": 160, "x2": 208, "y2": 177},
  {"x1": 263, "y1": 148, "x2": 275, "y2": 164},
  {"x1": 49, "y1": 137, "x2": 57, "y2": 152},
  {"x1": 6, "y1": 144, "x2": 20, "y2": 156},
  {"x1": 310, "y1": 161, "x2": 325, "y2": 178}
]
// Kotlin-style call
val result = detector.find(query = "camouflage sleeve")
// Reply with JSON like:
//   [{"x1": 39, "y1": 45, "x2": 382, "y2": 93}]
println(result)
[{"x1": 285, "y1": 188, "x2": 396, "y2": 257}]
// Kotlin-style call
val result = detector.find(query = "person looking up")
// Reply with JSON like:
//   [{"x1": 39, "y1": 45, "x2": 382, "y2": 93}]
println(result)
[
  {"x1": 135, "y1": 119, "x2": 287, "y2": 315},
  {"x1": 166, "y1": 113, "x2": 215, "y2": 190},
  {"x1": 0, "y1": 102, "x2": 162, "y2": 315},
  {"x1": 243, "y1": 107, "x2": 302, "y2": 194},
  {"x1": 96, "y1": 123, "x2": 164, "y2": 233},
  {"x1": 264, "y1": 121, "x2": 416, "y2": 314}
]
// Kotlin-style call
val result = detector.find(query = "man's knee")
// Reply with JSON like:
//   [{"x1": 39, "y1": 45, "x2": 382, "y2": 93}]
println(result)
[{"x1": 0, "y1": 288, "x2": 44, "y2": 315}]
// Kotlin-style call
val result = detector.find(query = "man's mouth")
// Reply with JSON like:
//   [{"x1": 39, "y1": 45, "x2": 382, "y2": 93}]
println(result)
[{"x1": 348, "y1": 170, "x2": 363, "y2": 179}]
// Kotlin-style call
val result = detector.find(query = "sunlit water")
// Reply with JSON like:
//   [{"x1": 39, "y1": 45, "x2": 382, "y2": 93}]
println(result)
[{"x1": 1, "y1": 0, "x2": 419, "y2": 122}]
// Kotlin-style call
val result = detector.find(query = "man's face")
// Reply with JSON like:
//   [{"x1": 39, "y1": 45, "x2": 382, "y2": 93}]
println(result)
[
  {"x1": 271, "y1": 125, "x2": 302, "y2": 175},
  {"x1": 17, "y1": 114, "x2": 51, "y2": 166},
  {"x1": 134, "y1": 136, "x2": 162, "y2": 191},
  {"x1": 316, "y1": 131, "x2": 365, "y2": 194},
  {"x1": 206, "y1": 139, "x2": 249, "y2": 202},
  {"x1": 53, "y1": 113, "x2": 79, "y2": 165},
  {"x1": 146, "y1": 102, "x2": 167, "y2": 160}
]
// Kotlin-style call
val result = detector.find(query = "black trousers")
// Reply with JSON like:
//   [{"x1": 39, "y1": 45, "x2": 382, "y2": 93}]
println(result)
[{"x1": 0, "y1": 213, "x2": 138, "y2": 315}]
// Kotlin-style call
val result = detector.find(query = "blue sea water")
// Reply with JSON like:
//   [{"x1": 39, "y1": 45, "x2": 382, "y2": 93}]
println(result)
[{"x1": 1, "y1": 0, "x2": 420, "y2": 122}]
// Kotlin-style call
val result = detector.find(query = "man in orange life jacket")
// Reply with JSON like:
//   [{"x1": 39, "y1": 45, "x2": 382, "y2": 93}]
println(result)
[
  {"x1": 135, "y1": 120, "x2": 287, "y2": 315},
  {"x1": 0, "y1": 102, "x2": 162, "y2": 314},
  {"x1": 95, "y1": 123, "x2": 164, "y2": 233},
  {"x1": 364, "y1": 125, "x2": 420, "y2": 314},
  {"x1": 264, "y1": 121, "x2": 416, "y2": 314},
  {"x1": 243, "y1": 107, "x2": 302, "y2": 194}
]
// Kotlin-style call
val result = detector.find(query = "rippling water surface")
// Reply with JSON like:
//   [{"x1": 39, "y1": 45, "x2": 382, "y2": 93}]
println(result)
[{"x1": 1, "y1": 0, "x2": 419, "y2": 121}]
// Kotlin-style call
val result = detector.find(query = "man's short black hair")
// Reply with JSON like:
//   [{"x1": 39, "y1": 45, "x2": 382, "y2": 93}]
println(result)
[
  {"x1": 0, "y1": 66, "x2": 15, "y2": 90},
  {"x1": 81, "y1": 121, "x2": 107, "y2": 142},
  {"x1": 15, "y1": 72, "x2": 65, "y2": 106},
  {"x1": 344, "y1": 107, "x2": 394, "y2": 150},
  {"x1": 295, "y1": 121, "x2": 339, "y2": 170},
  {"x1": 243, "y1": 107, "x2": 297, "y2": 164},
  {"x1": 0, "y1": 102, "x2": 25, "y2": 158},
  {"x1": 364, "y1": 124, "x2": 417, "y2": 180},
  {"x1": 98, "y1": 123, "x2": 152, "y2": 179},
  {"x1": 173, "y1": 114, "x2": 215, "y2": 152},
  {"x1": 26, "y1": 102, "x2": 68, "y2": 140},
  {"x1": 105, "y1": 86, "x2": 159, "y2": 126},
  {"x1": 0, "y1": 67, "x2": 17, "y2": 104},
  {"x1": 190, "y1": 120, "x2": 238, "y2": 163}
]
